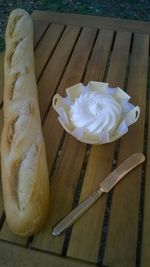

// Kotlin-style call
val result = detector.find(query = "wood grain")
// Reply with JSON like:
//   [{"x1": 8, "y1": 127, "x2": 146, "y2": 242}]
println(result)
[
  {"x1": 0, "y1": 220, "x2": 27, "y2": 245},
  {"x1": 67, "y1": 31, "x2": 131, "y2": 263},
  {"x1": 42, "y1": 29, "x2": 114, "y2": 176},
  {"x1": 104, "y1": 33, "x2": 149, "y2": 267},
  {"x1": 106, "y1": 31, "x2": 131, "y2": 87},
  {"x1": 0, "y1": 240, "x2": 96, "y2": 267},
  {"x1": 37, "y1": 27, "x2": 94, "y2": 176},
  {"x1": 37, "y1": 25, "x2": 81, "y2": 121},
  {"x1": 33, "y1": 135, "x2": 87, "y2": 253},
  {"x1": 32, "y1": 18, "x2": 49, "y2": 48},
  {"x1": 35, "y1": 23, "x2": 65, "y2": 80},
  {"x1": 32, "y1": 11, "x2": 150, "y2": 34},
  {"x1": 83, "y1": 29, "x2": 114, "y2": 83},
  {"x1": 32, "y1": 27, "x2": 97, "y2": 254},
  {"x1": 141, "y1": 64, "x2": 150, "y2": 267},
  {"x1": 0, "y1": 108, "x2": 4, "y2": 219}
]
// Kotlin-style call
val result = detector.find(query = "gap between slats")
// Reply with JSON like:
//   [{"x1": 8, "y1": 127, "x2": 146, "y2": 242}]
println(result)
[
  {"x1": 37, "y1": 25, "x2": 82, "y2": 123},
  {"x1": 31, "y1": 30, "x2": 134, "y2": 262},
  {"x1": 29, "y1": 27, "x2": 116, "y2": 260},
  {"x1": 30, "y1": 27, "x2": 99, "y2": 253},
  {"x1": 66, "y1": 32, "x2": 149, "y2": 266},
  {"x1": 98, "y1": 33, "x2": 134, "y2": 265},
  {"x1": 46, "y1": 29, "x2": 100, "y2": 182},
  {"x1": 103, "y1": 33, "x2": 149, "y2": 267},
  {"x1": 67, "y1": 31, "x2": 132, "y2": 264},
  {"x1": 41, "y1": 27, "x2": 82, "y2": 124},
  {"x1": 62, "y1": 29, "x2": 116, "y2": 258},
  {"x1": 136, "y1": 52, "x2": 150, "y2": 265},
  {"x1": 0, "y1": 108, "x2": 4, "y2": 227},
  {"x1": 58, "y1": 32, "x2": 115, "y2": 259},
  {"x1": 61, "y1": 144, "x2": 92, "y2": 257},
  {"x1": 140, "y1": 49, "x2": 150, "y2": 267},
  {"x1": 33, "y1": 20, "x2": 51, "y2": 50},
  {"x1": 100, "y1": 34, "x2": 148, "y2": 267},
  {"x1": 35, "y1": 24, "x2": 66, "y2": 83}
]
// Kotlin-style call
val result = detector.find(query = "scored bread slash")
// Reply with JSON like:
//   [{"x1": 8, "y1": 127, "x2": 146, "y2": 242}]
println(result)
[{"x1": 0, "y1": 9, "x2": 50, "y2": 236}]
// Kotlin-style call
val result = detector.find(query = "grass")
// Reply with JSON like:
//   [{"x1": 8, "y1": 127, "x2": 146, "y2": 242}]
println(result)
[{"x1": 0, "y1": 0, "x2": 150, "y2": 51}]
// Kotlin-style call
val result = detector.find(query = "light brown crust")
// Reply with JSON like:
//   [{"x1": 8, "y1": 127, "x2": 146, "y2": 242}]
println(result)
[{"x1": 1, "y1": 9, "x2": 50, "y2": 236}]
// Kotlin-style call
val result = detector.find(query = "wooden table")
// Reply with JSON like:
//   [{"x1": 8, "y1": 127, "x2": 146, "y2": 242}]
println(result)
[{"x1": 0, "y1": 11, "x2": 150, "y2": 267}]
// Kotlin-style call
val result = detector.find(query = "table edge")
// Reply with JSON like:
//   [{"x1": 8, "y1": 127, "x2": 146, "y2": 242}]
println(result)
[
  {"x1": 32, "y1": 11, "x2": 150, "y2": 34},
  {"x1": 0, "y1": 240, "x2": 98, "y2": 267}
]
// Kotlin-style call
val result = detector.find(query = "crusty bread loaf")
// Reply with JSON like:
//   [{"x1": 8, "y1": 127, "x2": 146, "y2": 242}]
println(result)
[{"x1": 1, "y1": 9, "x2": 50, "y2": 236}]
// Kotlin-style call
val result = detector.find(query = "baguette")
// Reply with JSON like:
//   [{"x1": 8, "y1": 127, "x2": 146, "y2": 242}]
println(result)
[{"x1": 1, "y1": 9, "x2": 50, "y2": 236}]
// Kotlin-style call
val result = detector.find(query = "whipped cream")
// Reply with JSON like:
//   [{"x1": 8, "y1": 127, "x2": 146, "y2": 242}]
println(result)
[{"x1": 69, "y1": 91, "x2": 122, "y2": 136}]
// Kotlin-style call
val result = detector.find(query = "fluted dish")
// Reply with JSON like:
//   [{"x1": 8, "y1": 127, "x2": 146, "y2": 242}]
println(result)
[{"x1": 52, "y1": 81, "x2": 140, "y2": 144}]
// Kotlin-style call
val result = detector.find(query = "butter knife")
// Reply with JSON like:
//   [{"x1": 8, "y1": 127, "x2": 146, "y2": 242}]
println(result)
[{"x1": 52, "y1": 153, "x2": 145, "y2": 236}]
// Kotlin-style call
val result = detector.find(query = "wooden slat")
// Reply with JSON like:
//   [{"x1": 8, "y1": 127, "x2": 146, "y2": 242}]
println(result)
[
  {"x1": 32, "y1": 27, "x2": 97, "y2": 253},
  {"x1": 140, "y1": 56, "x2": 150, "y2": 267},
  {"x1": 35, "y1": 23, "x2": 65, "y2": 80},
  {"x1": 0, "y1": 221, "x2": 27, "y2": 245},
  {"x1": 67, "y1": 31, "x2": 131, "y2": 263},
  {"x1": 141, "y1": 127, "x2": 150, "y2": 265},
  {"x1": 41, "y1": 29, "x2": 113, "y2": 178},
  {"x1": 0, "y1": 52, "x2": 4, "y2": 107},
  {"x1": 104, "y1": 33, "x2": 149, "y2": 267},
  {"x1": 32, "y1": 11, "x2": 150, "y2": 34},
  {"x1": 53, "y1": 27, "x2": 97, "y2": 96},
  {"x1": 106, "y1": 31, "x2": 131, "y2": 86},
  {"x1": 0, "y1": 241, "x2": 96, "y2": 267},
  {"x1": 38, "y1": 27, "x2": 97, "y2": 175},
  {"x1": 37, "y1": 25, "x2": 81, "y2": 121},
  {"x1": 84, "y1": 29, "x2": 114, "y2": 83},
  {"x1": 34, "y1": 135, "x2": 87, "y2": 253},
  {"x1": 32, "y1": 19, "x2": 49, "y2": 47},
  {"x1": 67, "y1": 144, "x2": 114, "y2": 263},
  {"x1": 0, "y1": 108, "x2": 4, "y2": 220}
]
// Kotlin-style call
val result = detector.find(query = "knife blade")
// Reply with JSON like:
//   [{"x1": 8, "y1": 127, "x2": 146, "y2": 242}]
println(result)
[{"x1": 52, "y1": 153, "x2": 145, "y2": 236}]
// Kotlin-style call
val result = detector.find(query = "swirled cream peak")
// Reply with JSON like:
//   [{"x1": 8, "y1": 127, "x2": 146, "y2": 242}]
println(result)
[
  {"x1": 52, "y1": 82, "x2": 140, "y2": 144},
  {"x1": 69, "y1": 91, "x2": 122, "y2": 136}
]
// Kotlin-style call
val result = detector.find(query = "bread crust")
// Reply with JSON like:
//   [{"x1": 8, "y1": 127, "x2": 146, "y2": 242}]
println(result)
[{"x1": 1, "y1": 9, "x2": 50, "y2": 236}]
